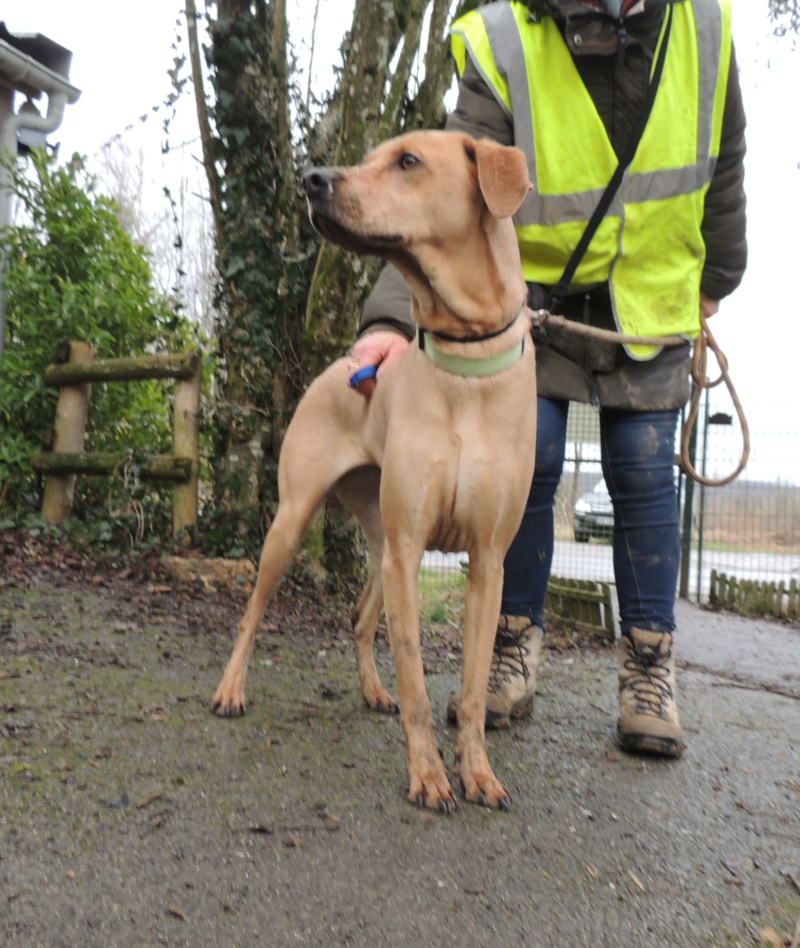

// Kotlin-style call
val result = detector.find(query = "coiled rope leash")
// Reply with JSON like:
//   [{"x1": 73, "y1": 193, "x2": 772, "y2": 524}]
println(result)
[{"x1": 679, "y1": 315, "x2": 750, "y2": 487}]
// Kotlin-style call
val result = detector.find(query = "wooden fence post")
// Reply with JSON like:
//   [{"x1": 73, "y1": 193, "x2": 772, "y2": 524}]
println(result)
[
  {"x1": 172, "y1": 353, "x2": 201, "y2": 541},
  {"x1": 34, "y1": 346, "x2": 202, "y2": 536},
  {"x1": 41, "y1": 342, "x2": 95, "y2": 525}
]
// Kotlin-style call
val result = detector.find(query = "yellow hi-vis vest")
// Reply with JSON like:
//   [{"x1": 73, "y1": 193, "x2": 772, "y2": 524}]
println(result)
[{"x1": 451, "y1": 0, "x2": 733, "y2": 359}]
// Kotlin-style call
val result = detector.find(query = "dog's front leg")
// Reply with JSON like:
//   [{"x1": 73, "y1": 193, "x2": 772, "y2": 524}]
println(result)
[
  {"x1": 456, "y1": 548, "x2": 511, "y2": 809},
  {"x1": 382, "y1": 540, "x2": 455, "y2": 813}
]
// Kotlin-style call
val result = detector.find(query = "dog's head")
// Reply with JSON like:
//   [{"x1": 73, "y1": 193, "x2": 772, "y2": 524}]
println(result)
[{"x1": 303, "y1": 131, "x2": 531, "y2": 329}]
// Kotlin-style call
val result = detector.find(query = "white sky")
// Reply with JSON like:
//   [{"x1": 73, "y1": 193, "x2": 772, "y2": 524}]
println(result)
[{"x1": 3, "y1": 0, "x2": 799, "y2": 482}]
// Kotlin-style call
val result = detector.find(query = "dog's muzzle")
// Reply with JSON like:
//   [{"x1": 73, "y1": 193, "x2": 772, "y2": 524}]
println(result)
[
  {"x1": 302, "y1": 166, "x2": 403, "y2": 256},
  {"x1": 303, "y1": 167, "x2": 336, "y2": 204}
]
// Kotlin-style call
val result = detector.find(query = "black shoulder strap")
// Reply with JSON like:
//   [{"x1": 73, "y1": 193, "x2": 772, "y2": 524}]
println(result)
[{"x1": 547, "y1": 4, "x2": 674, "y2": 313}]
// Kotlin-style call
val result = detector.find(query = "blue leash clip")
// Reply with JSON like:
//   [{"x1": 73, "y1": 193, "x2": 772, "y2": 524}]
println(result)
[{"x1": 348, "y1": 365, "x2": 378, "y2": 389}]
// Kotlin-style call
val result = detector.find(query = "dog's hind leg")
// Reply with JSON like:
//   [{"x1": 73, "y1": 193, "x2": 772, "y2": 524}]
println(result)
[
  {"x1": 335, "y1": 466, "x2": 397, "y2": 714},
  {"x1": 212, "y1": 378, "x2": 372, "y2": 717},
  {"x1": 211, "y1": 497, "x2": 318, "y2": 717}
]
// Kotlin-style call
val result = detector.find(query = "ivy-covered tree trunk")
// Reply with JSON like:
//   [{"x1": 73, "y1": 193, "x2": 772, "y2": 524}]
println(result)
[{"x1": 205, "y1": 0, "x2": 311, "y2": 546}]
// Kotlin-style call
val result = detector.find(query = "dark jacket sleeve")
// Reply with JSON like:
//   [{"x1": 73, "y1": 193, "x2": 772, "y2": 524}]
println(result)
[
  {"x1": 358, "y1": 59, "x2": 513, "y2": 338},
  {"x1": 700, "y1": 46, "x2": 747, "y2": 301},
  {"x1": 359, "y1": 264, "x2": 416, "y2": 340},
  {"x1": 443, "y1": 57, "x2": 515, "y2": 144}
]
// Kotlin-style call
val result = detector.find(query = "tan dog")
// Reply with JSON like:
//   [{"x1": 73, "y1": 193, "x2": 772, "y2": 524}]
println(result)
[{"x1": 212, "y1": 130, "x2": 537, "y2": 812}]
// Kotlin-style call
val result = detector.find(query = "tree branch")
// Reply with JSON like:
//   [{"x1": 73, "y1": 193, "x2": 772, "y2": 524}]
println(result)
[{"x1": 185, "y1": 0, "x2": 225, "y2": 245}]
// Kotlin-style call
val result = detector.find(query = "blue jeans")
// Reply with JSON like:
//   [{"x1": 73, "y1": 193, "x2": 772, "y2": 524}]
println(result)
[{"x1": 501, "y1": 397, "x2": 681, "y2": 637}]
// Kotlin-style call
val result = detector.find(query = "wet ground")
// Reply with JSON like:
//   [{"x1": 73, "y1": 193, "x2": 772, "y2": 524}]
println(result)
[{"x1": 1, "y1": 541, "x2": 799, "y2": 947}]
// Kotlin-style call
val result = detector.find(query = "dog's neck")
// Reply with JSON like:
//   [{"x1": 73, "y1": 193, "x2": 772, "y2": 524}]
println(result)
[{"x1": 389, "y1": 214, "x2": 526, "y2": 339}]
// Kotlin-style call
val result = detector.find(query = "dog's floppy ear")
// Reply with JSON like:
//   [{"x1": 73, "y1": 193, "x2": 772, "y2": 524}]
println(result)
[{"x1": 472, "y1": 139, "x2": 532, "y2": 219}]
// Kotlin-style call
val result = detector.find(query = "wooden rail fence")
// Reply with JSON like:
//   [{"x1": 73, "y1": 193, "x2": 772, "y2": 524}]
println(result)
[
  {"x1": 31, "y1": 341, "x2": 201, "y2": 539},
  {"x1": 546, "y1": 576, "x2": 616, "y2": 641},
  {"x1": 709, "y1": 570, "x2": 800, "y2": 619}
]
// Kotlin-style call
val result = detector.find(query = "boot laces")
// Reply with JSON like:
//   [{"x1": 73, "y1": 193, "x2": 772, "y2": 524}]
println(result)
[
  {"x1": 488, "y1": 623, "x2": 532, "y2": 692},
  {"x1": 621, "y1": 641, "x2": 674, "y2": 718}
]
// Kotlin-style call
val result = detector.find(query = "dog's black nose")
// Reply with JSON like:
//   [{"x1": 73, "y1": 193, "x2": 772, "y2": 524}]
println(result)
[{"x1": 303, "y1": 167, "x2": 334, "y2": 199}]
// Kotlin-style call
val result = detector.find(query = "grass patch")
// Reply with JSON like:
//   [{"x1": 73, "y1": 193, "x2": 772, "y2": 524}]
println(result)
[{"x1": 418, "y1": 566, "x2": 466, "y2": 628}]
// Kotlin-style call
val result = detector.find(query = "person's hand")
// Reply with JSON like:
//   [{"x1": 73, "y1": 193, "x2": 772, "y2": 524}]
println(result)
[
  {"x1": 348, "y1": 331, "x2": 410, "y2": 398},
  {"x1": 700, "y1": 294, "x2": 719, "y2": 319}
]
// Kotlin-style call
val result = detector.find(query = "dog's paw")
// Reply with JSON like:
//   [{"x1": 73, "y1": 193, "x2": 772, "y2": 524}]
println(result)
[
  {"x1": 463, "y1": 781, "x2": 512, "y2": 811},
  {"x1": 211, "y1": 697, "x2": 246, "y2": 718},
  {"x1": 408, "y1": 771, "x2": 457, "y2": 814},
  {"x1": 362, "y1": 688, "x2": 400, "y2": 715},
  {"x1": 411, "y1": 786, "x2": 457, "y2": 814},
  {"x1": 211, "y1": 679, "x2": 247, "y2": 718},
  {"x1": 458, "y1": 769, "x2": 511, "y2": 810}
]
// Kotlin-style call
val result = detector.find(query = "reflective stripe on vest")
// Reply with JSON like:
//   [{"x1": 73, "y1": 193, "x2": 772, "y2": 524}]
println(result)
[{"x1": 450, "y1": 0, "x2": 733, "y2": 359}]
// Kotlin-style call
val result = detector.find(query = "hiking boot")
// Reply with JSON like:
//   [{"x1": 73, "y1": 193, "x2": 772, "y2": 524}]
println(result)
[
  {"x1": 617, "y1": 628, "x2": 686, "y2": 758},
  {"x1": 447, "y1": 615, "x2": 543, "y2": 729}
]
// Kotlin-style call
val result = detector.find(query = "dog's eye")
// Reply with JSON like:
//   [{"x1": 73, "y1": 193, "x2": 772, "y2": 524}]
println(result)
[{"x1": 397, "y1": 153, "x2": 421, "y2": 171}]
